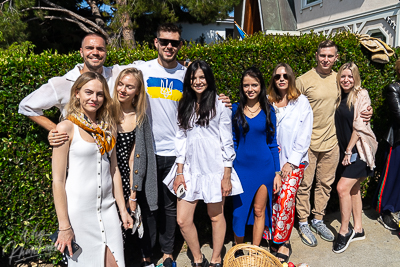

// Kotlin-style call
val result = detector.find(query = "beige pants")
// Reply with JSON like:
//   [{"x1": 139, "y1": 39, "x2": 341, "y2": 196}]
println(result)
[{"x1": 296, "y1": 144, "x2": 340, "y2": 222}]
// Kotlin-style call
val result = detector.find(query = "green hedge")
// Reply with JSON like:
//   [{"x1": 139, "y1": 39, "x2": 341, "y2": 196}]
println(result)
[{"x1": 0, "y1": 32, "x2": 397, "y2": 264}]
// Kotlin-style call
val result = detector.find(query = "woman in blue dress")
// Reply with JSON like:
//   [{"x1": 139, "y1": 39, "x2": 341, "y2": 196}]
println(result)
[{"x1": 232, "y1": 66, "x2": 281, "y2": 246}]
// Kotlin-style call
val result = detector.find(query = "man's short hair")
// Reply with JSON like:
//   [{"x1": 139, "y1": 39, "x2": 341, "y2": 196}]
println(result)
[
  {"x1": 157, "y1": 23, "x2": 182, "y2": 38},
  {"x1": 317, "y1": 40, "x2": 338, "y2": 54},
  {"x1": 81, "y1": 32, "x2": 107, "y2": 47}
]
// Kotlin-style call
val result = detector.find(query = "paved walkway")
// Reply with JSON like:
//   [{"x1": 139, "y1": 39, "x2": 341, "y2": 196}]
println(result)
[{"x1": 148, "y1": 209, "x2": 400, "y2": 267}]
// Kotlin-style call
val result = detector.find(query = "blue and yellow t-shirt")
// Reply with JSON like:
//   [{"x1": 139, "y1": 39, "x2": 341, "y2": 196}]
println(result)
[{"x1": 136, "y1": 59, "x2": 187, "y2": 156}]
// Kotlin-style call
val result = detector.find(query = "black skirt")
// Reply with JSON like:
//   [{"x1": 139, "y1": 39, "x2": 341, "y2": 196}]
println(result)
[{"x1": 337, "y1": 153, "x2": 374, "y2": 178}]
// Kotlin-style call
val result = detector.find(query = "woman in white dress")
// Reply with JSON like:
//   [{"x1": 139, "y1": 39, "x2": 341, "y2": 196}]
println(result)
[
  {"x1": 164, "y1": 60, "x2": 243, "y2": 267},
  {"x1": 52, "y1": 72, "x2": 133, "y2": 266}
]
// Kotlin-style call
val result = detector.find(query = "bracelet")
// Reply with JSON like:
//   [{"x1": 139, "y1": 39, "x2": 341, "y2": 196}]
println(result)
[
  {"x1": 275, "y1": 171, "x2": 282, "y2": 176},
  {"x1": 344, "y1": 151, "x2": 352, "y2": 155},
  {"x1": 59, "y1": 226, "x2": 72, "y2": 231},
  {"x1": 176, "y1": 173, "x2": 183, "y2": 177},
  {"x1": 129, "y1": 197, "x2": 137, "y2": 202}
]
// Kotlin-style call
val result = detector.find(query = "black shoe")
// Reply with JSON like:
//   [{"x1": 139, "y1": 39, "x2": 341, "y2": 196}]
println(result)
[
  {"x1": 351, "y1": 229, "x2": 365, "y2": 242},
  {"x1": 209, "y1": 262, "x2": 222, "y2": 267},
  {"x1": 163, "y1": 258, "x2": 173, "y2": 267},
  {"x1": 234, "y1": 249, "x2": 244, "y2": 258},
  {"x1": 378, "y1": 213, "x2": 400, "y2": 231},
  {"x1": 192, "y1": 254, "x2": 209, "y2": 267},
  {"x1": 332, "y1": 228, "x2": 355, "y2": 254}
]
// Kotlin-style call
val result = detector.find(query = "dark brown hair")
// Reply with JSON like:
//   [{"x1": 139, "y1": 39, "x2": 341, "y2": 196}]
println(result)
[
  {"x1": 317, "y1": 40, "x2": 338, "y2": 54},
  {"x1": 157, "y1": 23, "x2": 182, "y2": 38}
]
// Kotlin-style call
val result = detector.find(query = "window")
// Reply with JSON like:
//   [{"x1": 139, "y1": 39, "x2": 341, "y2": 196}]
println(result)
[
  {"x1": 302, "y1": 0, "x2": 322, "y2": 9},
  {"x1": 367, "y1": 29, "x2": 387, "y2": 43}
]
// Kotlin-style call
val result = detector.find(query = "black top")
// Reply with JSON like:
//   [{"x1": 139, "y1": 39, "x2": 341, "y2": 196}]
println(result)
[
  {"x1": 335, "y1": 90, "x2": 373, "y2": 178},
  {"x1": 116, "y1": 129, "x2": 136, "y2": 200},
  {"x1": 384, "y1": 82, "x2": 400, "y2": 146},
  {"x1": 335, "y1": 92, "x2": 357, "y2": 154}
]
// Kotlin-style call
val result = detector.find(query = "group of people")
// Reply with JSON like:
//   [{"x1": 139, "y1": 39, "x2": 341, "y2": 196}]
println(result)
[{"x1": 17, "y1": 22, "x2": 398, "y2": 267}]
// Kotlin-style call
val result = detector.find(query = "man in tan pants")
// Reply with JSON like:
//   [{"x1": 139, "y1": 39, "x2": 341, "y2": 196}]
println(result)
[{"x1": 295, "y1": 40, "x2": 371, "y2": 247}]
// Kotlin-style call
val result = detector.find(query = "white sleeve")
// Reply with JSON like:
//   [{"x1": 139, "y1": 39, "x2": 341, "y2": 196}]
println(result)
[
  {"x1": 287, "y1": 98, "x2": 313, "y2": 166},
  {"x1": 175, "y1": 128, "x2": 187, "y2": 164},
  {"x1": 18, "y1": 78, "x2": 60, "y2": 116},
  {"x1": 219, "y1": 102, "x2": 235, "y2": 167}
]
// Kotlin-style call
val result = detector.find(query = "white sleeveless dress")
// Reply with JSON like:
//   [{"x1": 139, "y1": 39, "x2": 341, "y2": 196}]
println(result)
[{"x1": 65, "y1": 124, "x2": 125, "y2": 266}]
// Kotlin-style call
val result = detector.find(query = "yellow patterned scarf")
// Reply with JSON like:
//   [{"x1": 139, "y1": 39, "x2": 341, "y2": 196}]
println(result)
[{"x1": 67, "y1": 113, "x2": 116, "y2": 155}]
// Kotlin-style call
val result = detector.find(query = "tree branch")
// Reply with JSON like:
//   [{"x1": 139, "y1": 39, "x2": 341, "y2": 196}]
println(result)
[
  {"x1": 22, "y1": 0, "x2": 111, "y2": 43},
  {"x1": 25, "y1": 16, "x2": 93, "y2": 33},
  {"x1": 85, "y1": 0, "x2": 105, "y2": 27}
]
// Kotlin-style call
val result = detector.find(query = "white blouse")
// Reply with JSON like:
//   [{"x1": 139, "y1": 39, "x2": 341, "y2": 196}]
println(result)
[{"x1": 275, "y1": 94, "x2": 313, "y2": 169}]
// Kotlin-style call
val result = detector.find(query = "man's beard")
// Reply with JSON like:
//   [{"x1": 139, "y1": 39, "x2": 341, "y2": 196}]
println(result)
[
  {"x1": 158, "y1": 49, "x2": 177, "y2": 64},
  {"x1": 84, "y1": 57, "x2": 104, "y2": 72}
]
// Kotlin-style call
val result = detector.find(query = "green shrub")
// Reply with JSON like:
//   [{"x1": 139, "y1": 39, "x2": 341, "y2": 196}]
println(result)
[{"x1": 0, "y1": 32, "x2": 397, "y2": 264}]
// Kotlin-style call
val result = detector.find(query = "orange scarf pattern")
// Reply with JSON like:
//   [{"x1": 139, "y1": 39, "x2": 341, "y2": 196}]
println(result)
[{"x1": 67, "y1": 113, "x2": 116, "y2": 155}]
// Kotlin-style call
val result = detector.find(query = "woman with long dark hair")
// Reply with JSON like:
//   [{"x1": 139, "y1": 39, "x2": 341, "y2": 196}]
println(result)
[
  {"x1": 232, "y1": 67, "x2": 281, "y2": 247},
  {"x1": 267, "y1": 63, "x2": 313, "y2": 263},
  {"x1": 164, "y1": 60, "x2": 243, "y2": 267}
]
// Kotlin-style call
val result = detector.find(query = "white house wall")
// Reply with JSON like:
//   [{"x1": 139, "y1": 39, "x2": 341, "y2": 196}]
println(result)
[
  {"x1": 179, "y1": 21, "x2": 234, "y2": 43},
  {"x1": 294, "y1": 0, "x2": 400, "y2": 46}
]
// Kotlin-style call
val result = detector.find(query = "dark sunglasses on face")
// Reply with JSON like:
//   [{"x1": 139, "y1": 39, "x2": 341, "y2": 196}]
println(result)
[
  {"x1": 274, "y1": 73, "x2": 288, "y2": 80},
  {"x1": 157, "y1": 38, "x2": 181, "y2": 47}
]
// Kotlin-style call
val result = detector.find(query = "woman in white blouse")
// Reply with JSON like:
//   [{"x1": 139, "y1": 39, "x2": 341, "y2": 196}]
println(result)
[
  {"x1": 164, "y1": 60, "x2": 243, "y2": 267},
  {"x1": 267, "y1": 63, "x2": 313, "y2": 263}
]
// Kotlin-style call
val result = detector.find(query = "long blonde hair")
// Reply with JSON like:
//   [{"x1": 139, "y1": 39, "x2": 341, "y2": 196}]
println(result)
[
  {"x1": 112, "y1": 68, "x2": 147, "y2": 127},
  {"x1": 337, "y1": 62, "x2": 362, "y2": 109},
  {"x1": 65, "y1": 72, "x2": 115, "y2": 133}
]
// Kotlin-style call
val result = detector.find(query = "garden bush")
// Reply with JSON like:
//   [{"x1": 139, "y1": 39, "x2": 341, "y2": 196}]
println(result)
[{"x1": 0, "y1": 32, "x2": 398, "y2": 265}]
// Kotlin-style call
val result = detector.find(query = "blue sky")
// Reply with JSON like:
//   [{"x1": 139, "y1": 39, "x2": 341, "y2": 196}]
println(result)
[{"x1": 80, "y1": 2, "x2": 234, "y2": 18}]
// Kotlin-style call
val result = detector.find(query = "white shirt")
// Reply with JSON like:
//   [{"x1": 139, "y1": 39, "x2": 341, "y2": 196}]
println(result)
[
  {"x1": 275, "y1": 94, "x2": 313, "y2": 168},
  {"x1": 18, "y1": 64, "x2": 114, "y2": 117},
  {"x1": 136, "y1": 59, "x2": 187, "y2": 156}
]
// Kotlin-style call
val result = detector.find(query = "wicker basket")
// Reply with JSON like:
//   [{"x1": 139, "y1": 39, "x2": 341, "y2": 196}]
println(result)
[{"x1": 223, "y1": 243, "x2": 283, "y2": 267}]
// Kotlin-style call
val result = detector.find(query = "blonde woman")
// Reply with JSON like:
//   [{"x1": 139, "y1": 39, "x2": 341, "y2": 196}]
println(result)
[
  {"x1": 112, "y1": 68, "x2": 157, "y2": 267},
  {"x1": 52, "y1": 72, "x2": 133, "y2": 266},
  {"x1": 333, "y1": 62, "x2": 377, "y2": 253}
]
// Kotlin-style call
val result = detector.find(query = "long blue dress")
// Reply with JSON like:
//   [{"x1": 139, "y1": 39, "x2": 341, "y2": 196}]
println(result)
[{"x1": 232, "y1": 103, "x2": 280, "y2": 237}]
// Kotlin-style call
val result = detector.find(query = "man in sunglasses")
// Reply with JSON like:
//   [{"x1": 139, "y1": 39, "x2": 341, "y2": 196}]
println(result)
[
  {"x1": 295, "y1": 40, "x2": 372, "y2": 248},
  {"x1": 134, "y1": 23, "x2": 231, "y2": 267}
]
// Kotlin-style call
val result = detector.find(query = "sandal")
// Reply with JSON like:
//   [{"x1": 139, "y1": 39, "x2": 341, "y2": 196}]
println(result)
[
  {"x1": 269, "y1": 241, "x2": 279, "y2": 255},
  {"x1": 275, "y1": 242, "x2": 292, "y2": 263},
  {"x1": 209, "y1": 262, "x2": 222, "y2": 267},
  {"x1": 192, "y1": 254, "x2": 209, "y2": 267}
]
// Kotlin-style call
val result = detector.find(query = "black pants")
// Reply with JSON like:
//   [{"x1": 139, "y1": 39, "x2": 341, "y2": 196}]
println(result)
[
  {"x1": 136, "y1": 190, "x2": 157, "y2": 258},
  {"x1": 156, "y1": 155, "x2": 177, "y2": 255}
]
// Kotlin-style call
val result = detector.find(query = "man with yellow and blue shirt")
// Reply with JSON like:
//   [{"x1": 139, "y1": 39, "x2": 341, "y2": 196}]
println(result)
[
  {"x1": 135, "y1": 23, "x2": 186, "y2": 267},
  {"x1": 135, "y1": 23, "x2": 231, "y2": 267}
]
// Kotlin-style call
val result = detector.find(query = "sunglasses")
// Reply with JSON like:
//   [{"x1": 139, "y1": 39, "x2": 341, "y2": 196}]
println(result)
[
  {"x1": 157, "y1": 38, "x2": 181, "y2": 47},
  {"x1": 274, "y1": 73, "x2": 288, "y2": 80}
]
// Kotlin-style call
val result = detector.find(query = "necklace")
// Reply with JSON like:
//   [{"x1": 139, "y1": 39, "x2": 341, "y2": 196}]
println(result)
[{"x1": 245, "y1": 103, "x2": 261, "y2": 114}]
